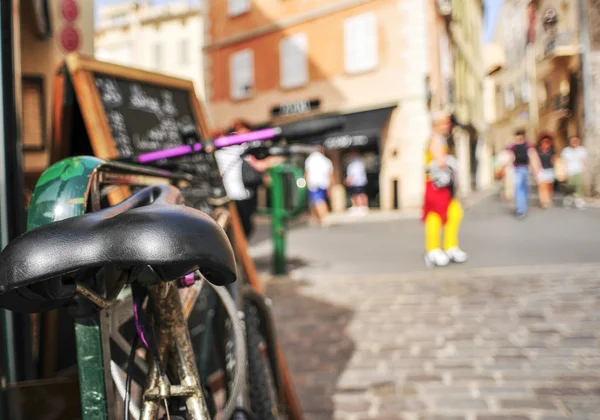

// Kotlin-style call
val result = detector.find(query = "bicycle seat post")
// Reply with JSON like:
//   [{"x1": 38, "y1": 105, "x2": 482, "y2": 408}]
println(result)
[{"x1": 140, "y1": 281, "x2": 210, "y2": 420}]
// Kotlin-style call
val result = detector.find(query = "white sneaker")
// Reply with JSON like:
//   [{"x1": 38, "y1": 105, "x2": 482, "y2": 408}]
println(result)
[
  {"x1": 563, "y1": 196, "x2": 574, "y2": 208},
  {"x1": 424, "y1": 249, "x2": 450, "y2": 268},
  {"x1": 446, "y1": 247, "x2": 468, "y2": 263},
  {"x1": 575, "y1": 198, "x2": 585, "y2": 209},
  {"x1": 357, "y1": 206, "x2": 369, "y2": 215}
]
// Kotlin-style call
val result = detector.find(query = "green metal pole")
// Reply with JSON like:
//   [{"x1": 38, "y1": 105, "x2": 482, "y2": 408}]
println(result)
[
  {"x1": 75, "y1": 321, "x2": 107, "y2": 420},
  {"x1": 269, "y1": 167, "x2": 287, "y2": 275}
]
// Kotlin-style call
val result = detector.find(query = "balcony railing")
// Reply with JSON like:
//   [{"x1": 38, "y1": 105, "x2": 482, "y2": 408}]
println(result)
[
  {"x1": 544, "y1": 31, "x2": 580, "y2": 57},
  {"x1": 546, "y1": 94, "x2": 569, "y2": 112}
]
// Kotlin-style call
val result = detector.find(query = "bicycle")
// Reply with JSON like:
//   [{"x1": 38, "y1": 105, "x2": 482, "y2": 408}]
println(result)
[{"x1": 0, "y1": 117, "x2": 342, "y2": 419}]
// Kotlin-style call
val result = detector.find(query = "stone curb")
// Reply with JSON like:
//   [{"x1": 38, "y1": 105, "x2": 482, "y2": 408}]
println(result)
[{"x1": 260, "y1": 262, "x2": 600, "y2": 287}]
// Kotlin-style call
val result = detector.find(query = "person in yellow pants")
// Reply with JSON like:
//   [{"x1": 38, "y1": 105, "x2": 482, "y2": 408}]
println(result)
[{"x1": 422, "y1": 111, "x2": 468, "y2": 268}]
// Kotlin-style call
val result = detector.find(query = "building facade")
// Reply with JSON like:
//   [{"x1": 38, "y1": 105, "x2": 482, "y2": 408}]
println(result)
[
  {"x1": 486, "y1": 0, "x2": 537, "y2": 155},
  {"x1": 449, "y1": 0, "x2": 489, "y2": 193},
  {"x1": 587, "y1": 0, "x2": 600, "y2": 193},
  {"x1": 21, "y1": 0, "x2": 95, "y2": 182},
  {"x1": 488, "y1": 0, "x2": 600, "y2": 193},
  {"x1": 95, "y1": 0, "x2": 206, "y2": 100},
  {"x1": 533, "y1": 0, "x2": 584, "y2": 150},
  {"x1": 204, "y1": 0, "x2": 486, "y2": 210}
]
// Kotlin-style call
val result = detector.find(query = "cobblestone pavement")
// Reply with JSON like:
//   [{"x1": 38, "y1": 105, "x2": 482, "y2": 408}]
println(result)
[{"x1": 267, "y1": 264, "x2": 600, "y2": 420}]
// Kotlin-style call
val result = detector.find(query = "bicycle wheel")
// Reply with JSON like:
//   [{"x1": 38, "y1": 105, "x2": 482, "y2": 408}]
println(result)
[{"x1": 244, "y1": 300, "x2": 280, "y2": 420}]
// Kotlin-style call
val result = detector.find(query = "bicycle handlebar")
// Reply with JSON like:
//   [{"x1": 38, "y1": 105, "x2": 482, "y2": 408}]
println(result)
[{"x1": 128, "y1": 115, "x2": 344, "y2": 164}]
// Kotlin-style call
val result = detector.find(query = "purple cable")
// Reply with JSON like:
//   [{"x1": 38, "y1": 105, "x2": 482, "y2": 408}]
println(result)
[
  {"x1": 213, "y1": 128, "x2": 278, "y2": 148},
  {"x1": 133, "y1": 296, "x2": 149, "y2": 349},
  {"x1": 136, "y1": 127, "x2": 280, "y2": 163}
]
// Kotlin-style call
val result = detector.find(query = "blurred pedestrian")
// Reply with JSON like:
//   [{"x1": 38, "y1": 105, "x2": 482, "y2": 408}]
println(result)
[
  {"x1": 536, "y1": 131, "x2": 556, "y2": 209},
  {"x1": 506, "y1": 129, "x2": 541, "y2": 218},
  {"x1": 214, "y1": 119, "x2": 283, "y2": 239},
  {"x1": 423, "y1": 111, "x2": 468, "y2": 268},
  {"x1": 305, "y1": 145, "x2": 333, "y2": 227},
  {"x1": 345, "y1": 150, "x2": 369, "y2": 214},
  {"x1": 560, "y1": 136, "x2": 588, "y2": 209}
]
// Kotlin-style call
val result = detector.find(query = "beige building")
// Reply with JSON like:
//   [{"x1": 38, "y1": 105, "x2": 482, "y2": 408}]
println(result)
[
  {"x1": 95, "y1": 0, "x2": 206, "y2": 100},
  {"x1": 485, "y1": 0, "x2": 537, "y2": 154},
  {"x1": 533, "y1": 0, "x2": 584, "y2": 149},
  {"x1": 204, "y1": 0, "x2": 486, "y2": 210},
  {"x1": 449, "y1": 0, "x2": 490, "y2": 193}
]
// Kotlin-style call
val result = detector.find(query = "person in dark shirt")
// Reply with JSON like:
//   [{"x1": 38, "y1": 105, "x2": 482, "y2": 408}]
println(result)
[
  {"x1": 507, "y1": 129, "x2": 541, "y2": 218},
  {"x1": 535, "y1": 131, "x2": 556, "y2": 209}
]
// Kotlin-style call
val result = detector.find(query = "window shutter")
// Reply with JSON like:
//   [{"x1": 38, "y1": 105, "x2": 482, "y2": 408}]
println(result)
[
  {"x1": 344, "y1": 13, "x2": 378, "y2": 74},
  {"x1": 362, "y1": 13, "x2": 378, "y2": 72},
  {"x1": 280, "y1": 33, "x2": 308, "y2": 88},
  {"x1": 230, "y1": 49, "x2": 254, "y2": 99}
]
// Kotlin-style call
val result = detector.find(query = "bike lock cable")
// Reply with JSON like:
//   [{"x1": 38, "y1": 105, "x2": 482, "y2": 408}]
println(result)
[
  {"x1": 125, "y1": 333, "x2": 141, "y2": 420},
  {"x1": 111, "y1": 361, "x2": 141, "y2": 420}
]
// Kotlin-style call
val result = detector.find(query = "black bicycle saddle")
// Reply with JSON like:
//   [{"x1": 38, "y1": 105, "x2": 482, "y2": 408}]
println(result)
[{"x1": 0, "y1": 184, "x2": 236, "y2": 313}]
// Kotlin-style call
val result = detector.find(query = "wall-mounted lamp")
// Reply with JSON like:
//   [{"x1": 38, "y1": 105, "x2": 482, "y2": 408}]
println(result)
[{"x1": 542, "y1": 8, "x2": 558, "y2": 34}]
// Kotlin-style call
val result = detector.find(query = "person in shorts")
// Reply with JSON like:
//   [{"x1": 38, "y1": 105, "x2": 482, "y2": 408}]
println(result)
[
  {"x1": 345, "y1": 150, "x2": 369, "y2": 214},
  {"x1": 560, "y1": 136, "x2": 587, "y2": 209},
  {"x1": 304, "y1": 145, "x2": 333, "y2": 227},
  {"x1": 535, "y1": 132, "x2": 556, "y2": 209}
]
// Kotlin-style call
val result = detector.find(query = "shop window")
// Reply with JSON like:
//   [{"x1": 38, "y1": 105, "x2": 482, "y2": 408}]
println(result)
[
  {"x1": 22, "y1": 77, "x2": 45, "y2": 152},
  {"x1": 280, "y1": 33, "x2": 308, "y2": 88},
  {"x1": 229, "y1": 0, "x2": 250, "y2": 16},
  {"x1": 344, "y1": 12, "x2": 378, "y2": 74},
  {"x1": 230, "y1": 49, "x2": 254, "y2": 99}
]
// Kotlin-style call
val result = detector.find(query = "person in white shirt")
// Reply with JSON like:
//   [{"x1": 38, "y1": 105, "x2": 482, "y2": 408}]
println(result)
[
  {"x1": 560, "y1": 136, "x2": 587, "y2": 208},
  {"x1": 214, "y1": 120, "x2": 283, "y2": 238},
  {"x1": 345, "y1": 150, "x2": 369, "y2": 214},
  {"x1": 304, "y1": 145, "x2": 334, "y2": 226}
]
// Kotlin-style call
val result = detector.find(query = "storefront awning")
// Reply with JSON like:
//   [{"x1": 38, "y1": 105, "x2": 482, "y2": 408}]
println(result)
[{"x1": 285, "y1": 105, "x2": 397, "y2": 150}]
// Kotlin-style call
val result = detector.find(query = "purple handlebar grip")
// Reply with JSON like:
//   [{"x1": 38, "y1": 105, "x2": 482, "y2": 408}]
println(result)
[
  {"x1": 138, "y1": 144, "x2": 196, "y2": 163},
  {"x1": 213, "y1": 128, "x2": 278, "y2": 148},
  {"x1": 136, "y1": 127, "x2": 280, "y2": 164}
]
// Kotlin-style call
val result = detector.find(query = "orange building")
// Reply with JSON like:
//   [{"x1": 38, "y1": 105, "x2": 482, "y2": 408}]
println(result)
[{"x1": 204, "y1": 0, "x2": 478, "y2": 210}]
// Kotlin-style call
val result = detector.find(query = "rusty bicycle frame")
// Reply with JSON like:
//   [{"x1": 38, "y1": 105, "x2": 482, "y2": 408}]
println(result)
[{"x1": 31, "y1": 157, "x2": 297, "y2": 419}]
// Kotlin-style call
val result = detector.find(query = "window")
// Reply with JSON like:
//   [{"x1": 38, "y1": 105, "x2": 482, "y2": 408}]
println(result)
[
  {"x1": 520, "y1": 76, "x2": 530, "y2": 102},
  {"x1": 153, "y1": 43, "x2": 162, "y2": 69},
  {"x1": 228, "y1": 0, "x2": 250, "y2": 16},
  {"x1": 230, "y1": 49, "x2": 254, "y2": 99},
  {"x1": 96, "y1": 44, "x2": 132, "y2": 66},
  {"x1": 344, "y1": 13, "x2": 378, "y2": 74},
  {"x1": 279, "y1": 33, "x2": 308, "y2": 88},
  {"x1": 180, "y1": 39, "x2": 190, "y2": 65},
  {"x1": 504, "y1": 86, "x2": 515, "y2": 110}
]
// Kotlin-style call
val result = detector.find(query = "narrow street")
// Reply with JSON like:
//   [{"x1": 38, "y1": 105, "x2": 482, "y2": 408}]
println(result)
[{"x1": 254, "y1": 195, "x2": 600, "y2": 419}]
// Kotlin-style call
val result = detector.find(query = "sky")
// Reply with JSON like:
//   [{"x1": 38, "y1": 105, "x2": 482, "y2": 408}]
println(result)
[
  {"x1": 95, "y1": 0, "x2": 504, "y2": 43},
  {"x1": 483, "y1": 0, "x2": 504, "y2": 43}
]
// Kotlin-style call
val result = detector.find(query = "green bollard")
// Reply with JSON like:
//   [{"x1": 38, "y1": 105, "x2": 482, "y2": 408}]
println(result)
[{"x1": 266, "y1": 165, "x2": 307, "y2": 275}]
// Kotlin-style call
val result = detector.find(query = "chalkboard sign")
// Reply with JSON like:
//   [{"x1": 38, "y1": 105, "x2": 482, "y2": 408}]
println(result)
[{"x1": 62, "y1": 54, "x2": 226, "y2": 214}]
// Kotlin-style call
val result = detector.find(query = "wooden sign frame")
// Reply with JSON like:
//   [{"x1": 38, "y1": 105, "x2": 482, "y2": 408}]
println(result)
[{"x1": 63, "y1": 53, "x2": 211, "y2": 159}]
